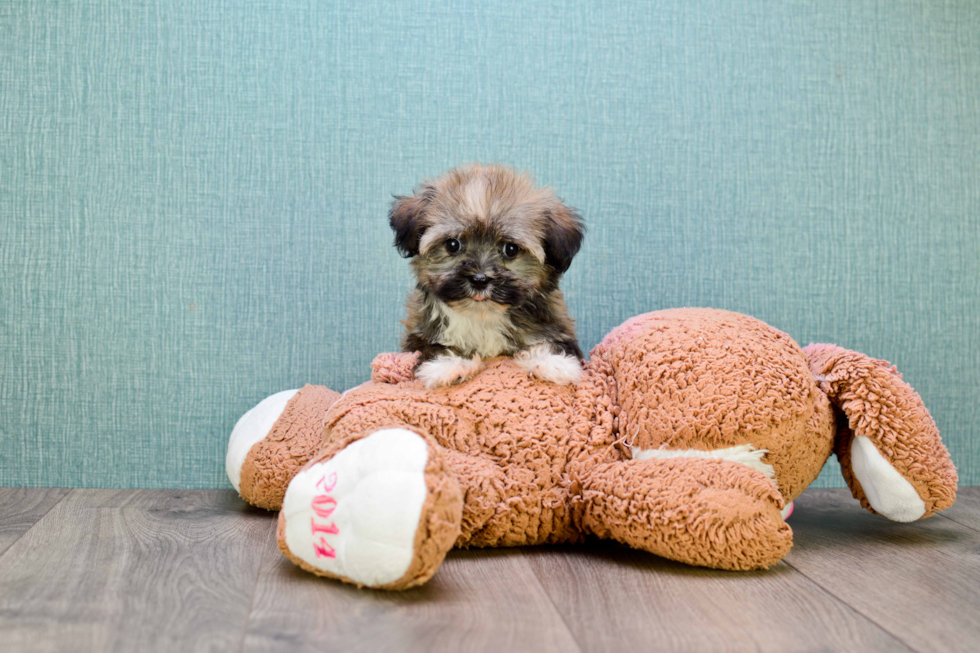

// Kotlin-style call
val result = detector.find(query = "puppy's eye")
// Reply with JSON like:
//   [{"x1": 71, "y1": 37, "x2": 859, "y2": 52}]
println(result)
[
  {"x1": 445, "y1": 239, "x2": 461, "y2": 254},
  {"x1": 502, "y1": 242, "x2": 520, "y2": 259}
]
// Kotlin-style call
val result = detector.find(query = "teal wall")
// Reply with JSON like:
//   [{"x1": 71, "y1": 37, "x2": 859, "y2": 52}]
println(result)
[{"x1": 1, "y1": 1, "x2": 977, "y2": 489}]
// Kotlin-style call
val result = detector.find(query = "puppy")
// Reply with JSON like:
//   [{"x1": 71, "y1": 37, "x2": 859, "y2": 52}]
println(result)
[{"x1": 390, "y1": 163, "x2": 585, "y2": 389}]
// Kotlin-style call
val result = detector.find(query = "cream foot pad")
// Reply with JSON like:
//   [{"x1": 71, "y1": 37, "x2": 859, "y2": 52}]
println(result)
[
  {"x1": 280, "y1": 428, "x2": 430, "y2": 587},
  {"x1": 226, "y1": 389, "x2": 299, "y2": 493}
]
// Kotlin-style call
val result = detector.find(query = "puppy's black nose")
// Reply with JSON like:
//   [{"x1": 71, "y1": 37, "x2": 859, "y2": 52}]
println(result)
[{"x1": 469, "y1": 273, "x2": 489, "y2": 289}]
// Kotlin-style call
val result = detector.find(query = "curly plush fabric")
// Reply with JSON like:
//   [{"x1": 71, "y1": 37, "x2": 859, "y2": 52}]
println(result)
[
  {"x1": 590, "y1": 309, "x2": 837, "y2": 501},
  {"x1": 232, "y1": 308, "x2": 958, "y2": 588},
  {"x1": 370, "y1": 351, "x2": 420, "y2": 384},
  {"x1": 581, "y1": 456, "x2": 792, "y2": 570},
  {"x1": 319, "y1": 359, "x2": 617, "y2": 547},
  {"x1": 804, "y1": 344, "x2": 957, "y2": 517},
  {"x1": 240, "y1": 385, "x2": 341, "y2": 510}
]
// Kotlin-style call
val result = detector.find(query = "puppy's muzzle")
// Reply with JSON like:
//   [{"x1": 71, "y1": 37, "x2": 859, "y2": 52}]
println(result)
[{"x1": 468, "y1": 273, "x2": 490, "y2": 291}]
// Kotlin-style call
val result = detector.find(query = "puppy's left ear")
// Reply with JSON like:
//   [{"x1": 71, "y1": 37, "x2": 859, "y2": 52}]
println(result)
[
  {"x1": 543, "y1": 201, "x2": 585, "y2": 274},
  {"x1": 389, "y1": 186, "x2": 432, "y2": 258}
]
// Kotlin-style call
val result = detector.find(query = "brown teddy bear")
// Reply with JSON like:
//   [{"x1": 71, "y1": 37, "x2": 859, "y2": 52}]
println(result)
[{"x1": 226, "y1": 308, "x2": 957, "y2": 590}]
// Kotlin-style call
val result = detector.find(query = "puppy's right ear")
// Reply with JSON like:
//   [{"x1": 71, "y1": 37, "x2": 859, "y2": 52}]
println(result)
[{"x1": 389, "y1": 187, "x2": 432, "y2": 258}]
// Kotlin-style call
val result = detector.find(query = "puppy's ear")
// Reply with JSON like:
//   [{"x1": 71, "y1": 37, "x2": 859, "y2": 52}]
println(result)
[
  {"x1": 543, "y1": 201, "x2": 585, "y2": 274},
  {"x1": 389, "y1": 187, "x2": 432, "y2": 257}
]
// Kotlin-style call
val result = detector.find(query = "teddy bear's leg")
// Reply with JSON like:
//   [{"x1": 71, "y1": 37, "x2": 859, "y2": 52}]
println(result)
[
  {"x1": 580, "y1": 457, "x2": 792, "y2": 570},
  {"x1": 226, "y1": 385, "x2": 341, "y2": 511},
  {"x1": 309, "y1": 396, "x2": 537, "y2": 551},
  {"x1": 277, "y1": 426, "x2": 463, "y2": 590},
  {"x1": 438, "y1": 449, "x2": 514, "y2": 547},
  {"x1": 805, "y1": 344, "x2": 958, "y2": 521}
]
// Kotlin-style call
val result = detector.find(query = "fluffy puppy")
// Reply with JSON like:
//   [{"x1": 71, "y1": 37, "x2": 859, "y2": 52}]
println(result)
[{"x1": 390, "y1": 163, "x2": 585, "y2": 389}]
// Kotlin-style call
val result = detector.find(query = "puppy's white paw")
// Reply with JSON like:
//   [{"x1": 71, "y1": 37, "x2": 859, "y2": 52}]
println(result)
[
  {"x1": 416, "y1": 354, "x2": 483, "y2": 389},
  {"x1": 515, "y1": 344, "x2": 582, "y2": 385}
]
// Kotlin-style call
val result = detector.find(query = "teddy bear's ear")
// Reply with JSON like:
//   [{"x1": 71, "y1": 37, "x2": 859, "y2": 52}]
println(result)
[
  {"x1": 804, "y1": 343, "x2": 958, "y2": 520},
  {"x1": 389, "y1": 185, "x2": 433, "y2": 258},
  {"x1": 542, "y1": 200, "x2": 585, "y2": 275}
]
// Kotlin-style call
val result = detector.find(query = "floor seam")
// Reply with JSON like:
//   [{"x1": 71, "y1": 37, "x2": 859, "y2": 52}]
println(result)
[
  {"x1": 235, "y1": 517, "x2": 277, "y2": 653},
  {"x1": 0, "y1": 488, "x2": 74, "y2": 561},
  {"x1": 936, "y1": 512, "x2": 980, "y2": 535},
  {"x1": 782, "y1": 558, "x2": 923, "y2": 653},
  {"x1": 522, "y1": 549, "x2": 587, "y2": 653}
]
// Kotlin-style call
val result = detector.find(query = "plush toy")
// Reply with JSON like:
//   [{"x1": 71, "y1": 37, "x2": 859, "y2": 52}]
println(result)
[{"x1": 226, "y1": 308, "x2": 957, "y2": 590}]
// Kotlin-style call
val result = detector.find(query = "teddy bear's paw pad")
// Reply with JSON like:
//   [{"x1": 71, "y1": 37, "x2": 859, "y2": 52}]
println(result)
[
  {"x1": 226, "y1": 389, "x2": 299, "y2": 493},
  {"x1": 850, "y1": 435, "x2": 926, "y2": 522},
  {"x1": 280, "y1": 428, "x2": 429, "y2": 587}
]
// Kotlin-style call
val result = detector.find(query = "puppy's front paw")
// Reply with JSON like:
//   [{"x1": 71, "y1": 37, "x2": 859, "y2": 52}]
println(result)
[
  {"x1": 515, "y1": 345, "x2": 582, "y2": 385},
  {"x1": 415, "y1": 354, "x2": 483, "y2": 389}
]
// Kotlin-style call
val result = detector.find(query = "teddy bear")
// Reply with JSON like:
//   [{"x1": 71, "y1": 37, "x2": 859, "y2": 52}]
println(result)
[{"x1": 225, "y1": 308, "x2": 957, "y2": 590}]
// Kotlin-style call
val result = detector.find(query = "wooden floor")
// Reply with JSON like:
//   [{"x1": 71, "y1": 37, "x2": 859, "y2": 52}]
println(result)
[{"x1": 1, "y1": 488, "x2": 978, "y2": 653}]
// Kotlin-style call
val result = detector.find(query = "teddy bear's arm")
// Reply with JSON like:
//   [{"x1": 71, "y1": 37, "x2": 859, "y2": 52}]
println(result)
[
  {"x1": 371, "y1": 351, "x2": 422, "y2": 384},
  {"x1": 805, "y1": 344, "x2": 957, "y2": 521},
  {"x1": 579, "y1": 456, "x2": 792, "y2": 570}
]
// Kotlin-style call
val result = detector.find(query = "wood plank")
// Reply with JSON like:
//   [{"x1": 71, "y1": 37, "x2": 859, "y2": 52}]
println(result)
[
  {"x1": 242, "y1": 536, "x2": 582, "y2": 653},
  {"x1": 785, "y1": 488, "x2": 980, "y2": 653},
  {"x1": 0, "y1": 488, "x2": 70, "y2": 556},
  {"x1": 938, "y1": 486, "x2": 980, "y2": 532},
  {"x1": 0, "y1": 489, "x2": 275, "y2": 653},
  {"x1": 525, "y1": 538, "x2": 911, "y2": 653}
]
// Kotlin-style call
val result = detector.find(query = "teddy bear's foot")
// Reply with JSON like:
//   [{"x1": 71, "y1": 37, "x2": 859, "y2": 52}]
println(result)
[
  {"x1": 227, "y1": 389, "x2": 299, "y2": 493},
  {"x1": 227, "y1": 385, "x2": 341, "y2": 511},
  {"x1": 277, "y1": 428, "x2": 463, "y2": 590}
]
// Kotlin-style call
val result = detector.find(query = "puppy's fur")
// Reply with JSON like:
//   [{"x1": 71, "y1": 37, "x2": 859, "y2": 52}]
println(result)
[{"x1": 390, "y1": 163, "x2": 585, "y2": 388}]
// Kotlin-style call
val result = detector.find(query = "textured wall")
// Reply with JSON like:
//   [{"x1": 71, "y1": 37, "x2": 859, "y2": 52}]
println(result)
[{"x1": 1, "y1": 1, "x2": 977, "y2": 489}]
